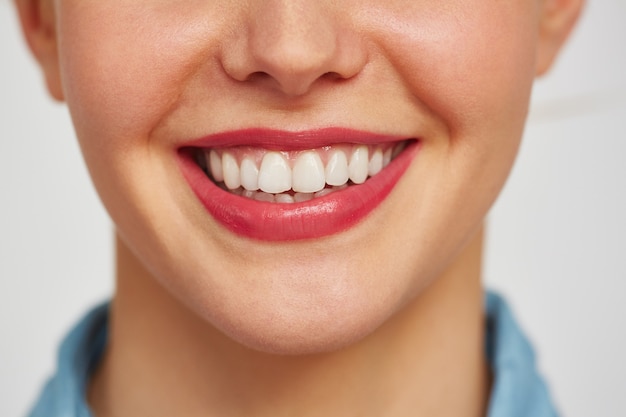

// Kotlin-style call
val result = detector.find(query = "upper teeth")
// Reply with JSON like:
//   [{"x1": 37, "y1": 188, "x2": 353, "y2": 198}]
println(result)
[{"x1": 204, "y1": 143, "x2": 404, "y2": 197}]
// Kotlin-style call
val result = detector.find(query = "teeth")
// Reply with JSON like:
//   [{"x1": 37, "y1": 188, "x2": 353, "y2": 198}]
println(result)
[
  {"x1": 325, "y1": 150, "x2": 350, "y2": 186},
  {"x1": 348, "y1": 145, "x2": 369, "y2": 184},
  {"x1": 294, "y1": 192, "x2": 315, "y2": 203},
  {"x1": 368, "y1": 148, "x2": 383, "y2": 177},
  {"x1": 240, "y1": 157, "x2": 259, "y2": 191},
  {"x1": 314, "y1": 188, "x2": 335, "y2": 198},
  {"x1": 254, "y1": 192, "x2": 275, "y2": 203},
  {"x1": 383, "y1": 148, "x2": 392, "y2": 167},
  {"x1": 258, "y1": 152, "x2": 292, "y2": 194},
  {"x1": 275, "y1": 193, "x2": 296, "y2": 204},
  {"x1": 241, "y1": 189, "x2": 256, "y2": 200},
  {"x1": 392, "y1": 142, "x2": 405, "y2": 159},
  {"x1": 222, "y1": 153, "x2": 241, "y2": 190},
  {"x1": 292, "y1": 151, "x2": 326, "y2": 193},
  {"x1": 205, "y1": 141, "x2": 409, "y2": 202},
  {"x1": 209, "y1": 150, "x2": 224, "y2": 182}
]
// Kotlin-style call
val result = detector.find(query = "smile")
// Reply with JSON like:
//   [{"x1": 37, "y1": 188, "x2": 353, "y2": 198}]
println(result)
[
  {"x1": 178, "y1": 128, "x2": 419, "y2": 241},
  {"x1": 198, "y1": 142, "x2": 408, "y2": 203}
]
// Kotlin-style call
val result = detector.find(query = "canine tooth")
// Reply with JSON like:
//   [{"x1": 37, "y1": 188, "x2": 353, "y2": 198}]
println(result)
[
  {"x1": 325, "y1": 150, "x2": 349, "y2": 186},
  {"x1": 240, "y1": 158, "x2": 259, "y2": 191},
  {"x1": 294, "y1": 193, "x2": 314, "y2": 202},
  {"x1": 254, "y1": 192, "x2": 275, "y2": 202},
  {"x1": 258, "y1": 152, "x2": 292, "y2": 193},
  {"x1": 368, "y1": 148, "x2": 383, "y2": 177},
  {"x1": 209, "y1": 150, "x2": 224, "y2": 182},
  {"x1": 292, "y1": 151, "x2": 325, "y2": 193},
  {"x1": 222, "y1": 153, "x2": 241, "y2": 189},
  {"x1": 275, "y1": 193, "x2": 295, "y2": 204},
  {"x1": 349, "y1": 145, "x2": 368, "y2": 184},
  {"x1": 383, "y1": 148, "x2": 392, "y2": 167}
]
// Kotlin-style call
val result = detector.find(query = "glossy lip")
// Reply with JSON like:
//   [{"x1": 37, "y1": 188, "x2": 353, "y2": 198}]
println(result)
[
  {"x1": 182, "y1": 127, "x2": 407, "y2": 150},
  {"x1": 177, "y1": 128, "x2": 420, "y2": 241}
]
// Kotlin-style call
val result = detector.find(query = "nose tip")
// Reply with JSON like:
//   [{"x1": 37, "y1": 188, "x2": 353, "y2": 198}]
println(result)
[
  {"x1": 245, "y1": 70, "x2": 342, "y2": 98},
  {"x1": 246, "y1": 40, "x2": 344, "y2": 96},
  {"x1": 221, "y1": 2, "x2": 367, "y2": 97}
]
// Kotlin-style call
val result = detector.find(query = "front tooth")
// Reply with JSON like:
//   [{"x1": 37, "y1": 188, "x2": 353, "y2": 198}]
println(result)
[
  {"x1": 222, "y1": 153, "x2": 240, "y2": 189},
  {"x1": 258, "y1": 152, "x2": 292, "y2": 193},
  {"x1": 368, "y1": 148, "x2": 383, "y2": 177},
  {"x1": 325, "y1": 150, "x2": 349, "y2": 186},
  {"x1": 292, "y1": 151, "x2": 325, "y2": 193},
  {"x1": 349, "y1": 145, "x2": 369, "y2": 184},
  {"x1": 240, "y1": 158, "x2": 259, "y2": 191},
  {"x1": 209, "y1": 150, "x2": 224, "y2": 182}
]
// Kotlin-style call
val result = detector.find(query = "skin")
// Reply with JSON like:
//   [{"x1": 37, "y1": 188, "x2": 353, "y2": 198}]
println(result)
[{"x1": 16, "y1": 0, "x2": 583, "y2": 415}]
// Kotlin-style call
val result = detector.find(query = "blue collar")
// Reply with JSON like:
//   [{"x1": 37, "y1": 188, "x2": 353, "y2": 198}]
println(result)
[
  {"x1": 28, "y1": 292, "x2": 558, "y2": 416},
  {"x1": 485, "y1": 292, "x2": 559, "y2": 417}
]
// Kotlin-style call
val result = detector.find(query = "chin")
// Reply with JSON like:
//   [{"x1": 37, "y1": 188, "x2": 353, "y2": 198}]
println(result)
[
  {"x1": 215, "y1": 306, "x2": 389, "y2": 356},
  {"x1": 181, "y1": 264, "x2": 400, "y2": 355}
]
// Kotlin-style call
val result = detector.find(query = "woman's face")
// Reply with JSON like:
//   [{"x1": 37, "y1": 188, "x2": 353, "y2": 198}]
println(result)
[{"x1": 43, "y1": 0, "x2": 559, "y2": 353}]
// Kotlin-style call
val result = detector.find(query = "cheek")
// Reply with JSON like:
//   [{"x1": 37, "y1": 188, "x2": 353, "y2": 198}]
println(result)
[
  {"x1": 54, "y1": 2, "x2": 237, "y2": 236},
  {"x1": 349, "y1": 2, "x2": 542, "y2": 276},
  {"x1": 364, "y1": 2, "x2": 539, "y2": 140},
  {"x1": 56, "y1": 2, "x2": 225, "y2": 155},
  {"x1": 371, "y1": 2, "x2": 540, "y2": 209},
  {"x1": 52, "y1": 3, "x2": 219, "y2": 267}
]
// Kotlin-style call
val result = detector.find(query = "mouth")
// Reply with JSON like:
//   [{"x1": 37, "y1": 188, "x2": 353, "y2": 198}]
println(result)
[
  {"x1": 178, "y1": 128, "x2": 419, "y2": 241},
  {"x1": 194, "y1": 141, "x2": 409, "y2": 203}
]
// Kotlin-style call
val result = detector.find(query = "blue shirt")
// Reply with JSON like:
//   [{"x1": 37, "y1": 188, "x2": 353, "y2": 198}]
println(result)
[{"x1": 28, "y1": 293, "x2": 559, "y2": 416}]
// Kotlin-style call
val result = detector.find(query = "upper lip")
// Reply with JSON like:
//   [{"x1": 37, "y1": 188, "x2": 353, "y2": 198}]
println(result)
[{"x1": 180, "y1": 127, "x2": 411, "y2": 150}]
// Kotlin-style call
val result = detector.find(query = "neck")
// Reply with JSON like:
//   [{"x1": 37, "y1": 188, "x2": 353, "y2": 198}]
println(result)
[{"x1": 89, "y1": 228, "x2": 489, "y2": 417}]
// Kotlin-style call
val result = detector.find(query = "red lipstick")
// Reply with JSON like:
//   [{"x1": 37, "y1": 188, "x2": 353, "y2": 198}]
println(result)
[{"x1": 178, "y1": 129, "x2": 419, "y2": 241}]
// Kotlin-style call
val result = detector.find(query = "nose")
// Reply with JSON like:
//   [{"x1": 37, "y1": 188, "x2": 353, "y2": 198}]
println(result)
[{"x1": 220, "y1": 1, "x2": 367, "y2": 97}]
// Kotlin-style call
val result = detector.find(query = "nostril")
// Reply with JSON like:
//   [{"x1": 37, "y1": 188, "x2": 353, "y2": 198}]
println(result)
[
  {"x1": 245, "y1": 71, "x2": 271, "y2": 83},
  {"x1": 243, "y1": 71, "x2": 343, "y2": 87},
  {"x1": 323, "y1": 72, "x2": 355, "y2": 84}
]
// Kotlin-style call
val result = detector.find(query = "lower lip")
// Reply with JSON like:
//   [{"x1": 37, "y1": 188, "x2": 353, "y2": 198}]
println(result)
[{"x1": 178, "y1": 141, "x2": 419, "y2": 241}]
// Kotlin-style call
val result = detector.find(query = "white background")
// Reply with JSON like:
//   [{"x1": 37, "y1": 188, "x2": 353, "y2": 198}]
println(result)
[{"x1": 1, "y1": 1, "x2": 625, "y2": 416}]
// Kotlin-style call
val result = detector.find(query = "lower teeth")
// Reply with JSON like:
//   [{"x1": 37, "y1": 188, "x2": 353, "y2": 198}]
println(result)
[{"x1": 222, "y1": 184, "x2": 349, "y2": 204}]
